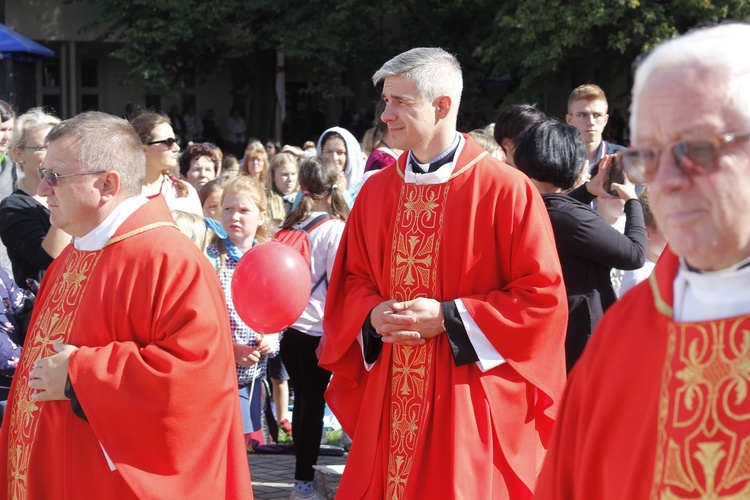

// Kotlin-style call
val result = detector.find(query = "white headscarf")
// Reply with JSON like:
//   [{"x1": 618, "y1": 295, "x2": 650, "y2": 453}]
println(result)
[{"x1": 317, "y1": 126, "x2": 364, "y2": 189}]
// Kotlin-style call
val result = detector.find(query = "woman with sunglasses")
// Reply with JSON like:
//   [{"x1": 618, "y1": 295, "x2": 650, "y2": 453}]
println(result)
[
  {"x1": 131, "y1": 112, "x2": 202, "y2": 216},
  {"x1": 0, "y1": 108, "x2": 69, "y2": 290}
]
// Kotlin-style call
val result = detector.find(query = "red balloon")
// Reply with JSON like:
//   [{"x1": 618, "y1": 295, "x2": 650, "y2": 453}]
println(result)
[{"x1": 231, "y1": 241, "x2": 311, "y2": 334}]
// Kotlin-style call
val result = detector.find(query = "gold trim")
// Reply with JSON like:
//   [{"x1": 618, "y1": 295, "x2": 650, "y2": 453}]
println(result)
[
  {"x1": 651, "y1": 318, "x2": 750, "y2": 497},
  {"x1": 449, "y1": 151, "x2": 488, "y2": 179},
  {"x1": 8, "y1": 250, "x2": 103, "y2": 497},
  {"x1": 104, "y1": 221, "x2": 177, "y2": 247},
  {"x1": 649, "y1": 271, "x2": 673, "y2": 318}
]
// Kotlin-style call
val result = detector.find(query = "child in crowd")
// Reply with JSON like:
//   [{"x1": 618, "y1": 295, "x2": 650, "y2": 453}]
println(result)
[
  {"x1": 279, "y1": 156, "x2": 349, "y2": 500},
  {"x1": 171, "y1": 210, "x2": 212, "y2": 253},
  {"x1": 207, "y1": 176, "x2": 281, "y2": 447},
  {"x1": 199, "y1": 177, "x2": 228, "y2": 220},
  {"x1": 0, "y1": 267, "x2": 35, "y2": 425},
  {"x1": 619, "y1": 189, "x2": 668, "y2": 296}
]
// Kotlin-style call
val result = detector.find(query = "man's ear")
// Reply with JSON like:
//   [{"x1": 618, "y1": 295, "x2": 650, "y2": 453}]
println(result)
[
  {"x1": 435, "y1": 95, "x2": 452, "y2": 119},
  {"x1": 565, "y1": 114, "x2": 574, "y2": 126},
  {"x1": 100, "y1": 170, "x2": 121, "y2": 201}
]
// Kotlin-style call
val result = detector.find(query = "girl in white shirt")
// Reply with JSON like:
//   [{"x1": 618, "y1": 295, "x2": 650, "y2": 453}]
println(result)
[{"x1": 279, "y1": 156, "x2": 349, "y2": 500}]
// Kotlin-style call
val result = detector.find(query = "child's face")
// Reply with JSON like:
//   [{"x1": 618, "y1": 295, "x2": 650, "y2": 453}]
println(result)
[
  {"x1": 221, "y1": 192, "x2": 265, "y2": 244},
  {"x1": 202, "y1": 190, "x2": 222, "y2": 220},
  {"x1": 273, "y1": 162, "x2": 298, "y2": 195}
]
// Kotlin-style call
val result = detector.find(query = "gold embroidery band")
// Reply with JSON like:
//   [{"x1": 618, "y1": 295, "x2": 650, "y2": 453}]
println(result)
[
  {"x1": 105, "y1": 221, "x2": 177, "y2": 247},
  {"x1": 7, "y1": 250, "x2": 103, "y2": 498},
  {"x1": 386, "y1": 180, "x2": 448, "y2": 498},
  {"x1": 651, "y1": 317, "x2": 750, "y2": 498}
]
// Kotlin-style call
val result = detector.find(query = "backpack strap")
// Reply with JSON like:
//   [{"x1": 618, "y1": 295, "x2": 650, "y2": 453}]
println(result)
[
  {"x1": 301, "y1": 213, "x2": 335, "y2": 233},
  {"x1": 301, "y1": 213, "x2": 335, "y2": 293}
]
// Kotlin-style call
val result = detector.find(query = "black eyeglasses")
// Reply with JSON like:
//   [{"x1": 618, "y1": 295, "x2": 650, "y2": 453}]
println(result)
[
  {"x1": 21, "y1": 145, "x2": 47, "y2": 152},
  {"x1": 618, "y1": 131, "x2": 750, "y2": 184},
  {"x1": 146, "y1": 137, "x2": 179, "y2": 149},
  {"x1": 38, "y1": 167, "x2": 107, "y2": 187},
  {"x1": 570, "y1": 112, "x2": 606, "y2": 122}
]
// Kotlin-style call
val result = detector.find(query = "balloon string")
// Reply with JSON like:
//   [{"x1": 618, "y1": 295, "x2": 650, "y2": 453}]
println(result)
[{"x1": 249, "y1": 362, "x2": 257, "y2": 430}]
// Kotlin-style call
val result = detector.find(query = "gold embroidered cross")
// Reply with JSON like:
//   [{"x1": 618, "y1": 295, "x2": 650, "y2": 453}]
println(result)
[{"x1": 395, "y1": 235, "x2": 432, "y2": 287}]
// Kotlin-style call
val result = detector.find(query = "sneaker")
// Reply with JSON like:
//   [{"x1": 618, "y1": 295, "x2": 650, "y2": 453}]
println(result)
[
  {"x1": 280, "y1": 418, "x2": 293, "y2": 436},
  {"x1": 289, "y1": 490, "x2": 326, "y2": 500},
  {"x1": 314, "y1": 476, "x2": 334, "y2": 499}
]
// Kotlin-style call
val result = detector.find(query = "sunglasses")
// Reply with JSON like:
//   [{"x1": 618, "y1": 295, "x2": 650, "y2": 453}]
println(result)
[
  {"x1": 38, "y1": 167, "x2": 107, "y2": 187},
  {"x1": 618, "y1": 131, "x2": 750, "y2": 184},
  {"x1": 146, "y1": 137, "x2": 179, "y2": 149}
]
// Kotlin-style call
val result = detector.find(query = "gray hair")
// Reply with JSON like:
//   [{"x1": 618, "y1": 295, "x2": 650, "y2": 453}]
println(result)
[
  {"x1": 46, "y1": 111, "x2": 145, "y2": 197},
  {"x1": 9, "y1": 107, "x2": 60, "y2": 156},
  {"x1": 372, "y1": 47, "x2": 463, "y2": 107},
  {"x1": 631, "y1": 23, "x2": 750, "y2": 137}
]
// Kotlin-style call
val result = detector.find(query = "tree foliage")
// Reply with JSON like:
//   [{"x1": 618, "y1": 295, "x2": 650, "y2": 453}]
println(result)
[
  {"x1": 72, "y1": 0, "x2": 750, "y2": 106},
  {"x1": 475, "y1": 0, "x2": 750, "y2": 103}
]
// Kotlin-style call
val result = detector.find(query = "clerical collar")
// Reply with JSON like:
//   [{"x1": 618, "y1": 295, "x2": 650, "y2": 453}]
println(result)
[
  {"x1": 682, "y1": 255, "x2": 750, "y2": 274},
  {"x1": 409, "y1": 133, "x2": 461, "y2": 174},
  {"x1": 673, "y1": 255, "x2": 750, "y2": 322}
]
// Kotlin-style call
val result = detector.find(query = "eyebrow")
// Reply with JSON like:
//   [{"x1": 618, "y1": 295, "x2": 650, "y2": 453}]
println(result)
[{"x1": 384, "y1": 93, "x2": 413, "y2": 103}]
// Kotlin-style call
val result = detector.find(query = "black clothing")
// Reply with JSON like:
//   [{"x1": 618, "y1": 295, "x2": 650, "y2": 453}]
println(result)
[
  {"x1": 542, "y1": 192, "x2": 647, "y2": 371},
  {"x1": 280, "y1": 328, "x2": 331, "y2": 482},
  {"x1": 0, "y1": 190, "x2": 55, "y2": 289}
]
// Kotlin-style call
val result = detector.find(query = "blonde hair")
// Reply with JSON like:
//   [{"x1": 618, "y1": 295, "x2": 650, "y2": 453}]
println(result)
[
  {"x1": 567, "y1": 84, "x2": 608, "y2": 109},
  {"x1": 242, "y1": 142, "x2": 270, "y2": 184},
  {"x1": 172, "y1": 210, "x2": 210, "y2": 251},
  {"x1": 10, "y1": 107, "x2": 60, "y2": 157},
  {"x1": 214, "y1": 175, "x2": 268, "y2": 269}
]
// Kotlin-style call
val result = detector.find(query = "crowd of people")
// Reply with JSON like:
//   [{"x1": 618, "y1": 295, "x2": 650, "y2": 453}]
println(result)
[{"x1": 0, "y1": 20, "x2": 748, "y2": 500}]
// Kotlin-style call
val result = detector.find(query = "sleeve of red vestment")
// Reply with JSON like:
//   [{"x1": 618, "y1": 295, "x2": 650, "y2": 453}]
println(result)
[
  {"x1": 461, "y1": 179, "x2": 568, "y2": 424},
  {"x1": 66, "y1": 243, "x2": 249, "y2": 499}
]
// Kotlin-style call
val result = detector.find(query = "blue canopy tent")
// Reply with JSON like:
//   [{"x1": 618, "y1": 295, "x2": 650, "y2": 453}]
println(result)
[
  {"x1": 0, "y1": 23, "x2": 55, "y2": 111},
  {"x1": 0, "y1": 23, "x2": 55, "y2": 62}
]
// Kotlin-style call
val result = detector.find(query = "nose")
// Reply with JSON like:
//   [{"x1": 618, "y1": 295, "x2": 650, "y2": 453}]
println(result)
[
  {"x1": 37, "y1": 177, "x2": 53, "y2": 197},
  {"x1": 381, "y1": 102, "x2": 395, "y2": 123},
  {"x1": 650, "y1": 147, "x2": 690, "y2": 191}
]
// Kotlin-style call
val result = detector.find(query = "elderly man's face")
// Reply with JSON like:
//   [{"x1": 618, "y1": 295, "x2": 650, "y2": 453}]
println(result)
[
  {"x1": 37, "y1": 135, "x2": 106, "y2": 238},
  {"x1": 635, "y1": 65, "x2": 750, "y2": 271}
]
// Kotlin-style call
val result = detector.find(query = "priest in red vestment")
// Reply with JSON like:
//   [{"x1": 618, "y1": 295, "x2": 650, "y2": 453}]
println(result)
[
  {"x1": 535, "y1": 24, "x2": 750, "y2": 499},
  {"x1": 319, "y1": 48, "x2": 567, "y2": 499},
  {"x1": 0, "y1": 112, "x2": 252, "y2": 499}
]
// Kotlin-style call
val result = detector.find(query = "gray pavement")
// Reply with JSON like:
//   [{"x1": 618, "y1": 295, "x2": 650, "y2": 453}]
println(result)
[{"x1": 249, "y1": 452, "x2": 347, "y2": 499}]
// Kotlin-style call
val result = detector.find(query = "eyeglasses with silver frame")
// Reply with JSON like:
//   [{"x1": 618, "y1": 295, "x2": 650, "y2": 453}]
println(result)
[
  {"x1": 618, "y1": 131, "x2": 750, "y2": 184},
  {"x1": 37, "y1": 167, "x2": 107, "y2": 187}
]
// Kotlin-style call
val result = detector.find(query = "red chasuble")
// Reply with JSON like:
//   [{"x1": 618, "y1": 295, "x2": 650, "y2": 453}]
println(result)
[
  {"x1": 319, "y1": 136, "x2": 568, "y2": 499},
  {"x1": 0, "y1": 197, "x2": 252, "y2": 499},
  {"x1": 535, "y1": 248, "x2": 750, "y2": 499}
]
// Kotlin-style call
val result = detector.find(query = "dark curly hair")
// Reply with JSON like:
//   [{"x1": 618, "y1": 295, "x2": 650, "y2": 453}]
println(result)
[{"x1": 179, "y1": 143, "x2": 219, "y2": 177}]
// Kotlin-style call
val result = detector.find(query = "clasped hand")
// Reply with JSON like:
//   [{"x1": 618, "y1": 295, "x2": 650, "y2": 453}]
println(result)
[
  {"x1": 28, "y1": 343, "x2": 78, "y2": 401},
  {"x1": 371, "y1": 298, "x2": 445, "y2": 346}
]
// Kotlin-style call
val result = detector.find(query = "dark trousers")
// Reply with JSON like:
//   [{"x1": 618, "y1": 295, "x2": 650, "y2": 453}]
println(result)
[{"x1": 280, "y1": 327, "x2": 331, "y2": 482}]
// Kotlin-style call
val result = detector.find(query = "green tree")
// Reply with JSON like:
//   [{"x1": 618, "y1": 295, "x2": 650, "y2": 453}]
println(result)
[
  {"x1": 73, "y1": 0, "x2": 749, "y2": 125},
  {"x1": 475, "y1": 0, "x2": 750, "y2": 104}
]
